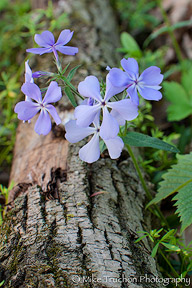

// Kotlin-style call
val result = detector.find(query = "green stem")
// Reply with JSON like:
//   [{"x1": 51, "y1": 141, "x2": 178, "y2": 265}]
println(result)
[
  {"x1": 159, "y1": 248, "x2": 180, "y2": 278},
  {"x1": 125, "y1": 144, "x2": 169, "y2": 227},
  {"x1": 157, "y1": 0, "x2": 183, "y2": 64}
]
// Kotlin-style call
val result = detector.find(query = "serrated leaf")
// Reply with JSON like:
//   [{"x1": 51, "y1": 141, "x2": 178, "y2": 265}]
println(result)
[
  {"x1": 172, "y1": 182, "x2": 192, "y2": 232},
  {"x1": 64, "y1": 87, "x2": 77, "y2": 107},
  {"x1": 67, "y1": 65, "x2": 81, "y2": 81},
  {"x1": 163, "y1": 81, "x2": 192, "y2": 121},
  {"x1": 122, "y1": 132, "x2": 179, "y2": 153},
  {"x1": 148, "y1": 153, "x2": 192, "y2": 231},
  {"x1": 120, "y1": 32, "x2": 142, "y2": 57}
]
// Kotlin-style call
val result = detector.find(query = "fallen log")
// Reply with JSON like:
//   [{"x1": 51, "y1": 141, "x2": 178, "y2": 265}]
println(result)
[{"x1": 0, "y1": 0, "x2": 161, "y2": 287}]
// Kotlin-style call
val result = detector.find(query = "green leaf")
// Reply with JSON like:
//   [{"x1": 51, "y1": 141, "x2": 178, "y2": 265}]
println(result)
[
  {"x1": 173, "y1": 182, "x2": 192, "y2": 233},
  {"x1": 144, "y1": 19, "x2": 192, "y2": 47},
  {"x1": 67, "y1": 65, "x2": 81, "y2": 81},
  {"x1": 120, "y1": 32, "x2": 142, "y2": 57},
  {"x1": 0, "y1": 280, "x2": 4, "y2": 287},
  {"x1": 151, "y1": 243, "x2": 159, "y2": 257},
  {"x1": 160, "y1": 229, "x2": 175, "y2": 242},
  {"x1": 99, "y1": 140, "x2": 107, "y2": 154},
  {"x1": 135, "y1": 235, "x2": 148, "y2": 243},
  {"x1": 122, "y1": 131, "x2": 179, "y2": 153},
  {"x1": 61, "y1": 63, "x2": 70, "y2": 75},
  {"x1": 181, "y1": 66, "x2": 192, "y2": 96},
  {"x1": 163, "y1": 81, "x2": 192, "y2": 121},
  {"x1": 148, "y1": 153, "x2": 192, "y2": 232},
  {"x1": 64, "y1": 87, "x2": 77, "y2": 108},
  {"x1": 161, "y1": 242, "x2": 180, "y2": 252}
]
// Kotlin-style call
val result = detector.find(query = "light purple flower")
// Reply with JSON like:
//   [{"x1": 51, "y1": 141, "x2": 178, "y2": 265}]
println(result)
[
  {"x1": 26, "y1": 30, "x2": 78, "y2": 61},
  {"x1": 108, "y1": 58, "x2": 164, "y2": 105},
  {"x1": 65, "y1": 114, "x2": 124, "y2": 163},
  {"x1": 32, "y1": 71, "x2": 53, "y2": 78},
  {"x1": 75, "y1": 75, "x2": 138, "y2": 140},
  {"x1": 15, "y1": 81, "x2": 62, "y2": 135}
]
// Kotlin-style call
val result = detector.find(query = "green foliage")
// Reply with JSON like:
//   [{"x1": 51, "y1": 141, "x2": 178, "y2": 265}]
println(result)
[
  {"x1": 163, "y1": 66, "x2": 192, "y2": 121},
  {"x1": 144, "y1": 19, "x2": 192, "y2": 48},
  {"x1": 114, "y1": 0, "x2": 160, "y2": 32},
  {"x1": 118, "y1": 32, "x2": 166, "y2": 71},
  {"x1": 0, "y1": 182, "x2": 14, "y2": 225},
  {"x1": 136, "y1": 229, "x2": 179, "y2": 257},
  {"x1": 117, "y1": 32, "x2": 142, "y2": 58},
  {"x1": 148, "y1": 153, "x2": 192, "y2": 232},
  {"x1": 122, "y1": 131, "x2": 179, "y2": 153},
  {"x1": 136, "y1": 227, "x2": 192, "y2": 280},
  {"x1": 64, "y1": 87, "x2": 77, "y2": 107}
]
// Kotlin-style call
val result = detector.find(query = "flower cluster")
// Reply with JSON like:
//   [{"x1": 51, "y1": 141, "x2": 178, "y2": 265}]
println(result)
[
  {"x1": 15, "y1": 29, "x2": 78, "y2": 135},
  {"x1": 15, "y1": 29, "x2": 163, "y2": 163},
  {"x1": 65, "y1": 75, "x2": 139, "y2": 163},
  {"x1": 65, "y1": 58, "x2": 163, "y2": 163}
]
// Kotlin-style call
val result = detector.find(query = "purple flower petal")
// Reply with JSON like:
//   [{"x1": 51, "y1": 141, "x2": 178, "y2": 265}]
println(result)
[
  {"x1": 127, "y1": 84, "x2": 139, "y2": 105},
  {"x1": 46, "y1": 104, "x2": 61, "y2": 125},
  {"x1": 100, "y1": 106, "x2": 119, "y2": 140},
  {"x1": 93, "y1": 111, "x2": 100, "y2": 128},
  {"x1": 139, "y1": 66, "x2": 163, "y2": 86},
  {"x1": 104, "y1": 73, "x2": 127, "y2": 102},
  {"x1": 26, "y1": 47, "x2": 52, "y2": 55},
  {"x1": 32, "y1": 71, "x2": 45, "y2": 78},
  {"x1": 110, "y1": 110, "x2": 125, "y2": 126},
  {"x1": 79, "y1": 133, "x2": 100, "y2": 163},
  {"x1": 43, "y1": 81, "x2": 62, "y2": 104},
  {"x1": 25, "y1": 60, "x2": 33, "y2": 83},
  {"x1": 74, "y1": 104, "x2": 101, "y2": 127},
  {"x1": 65, "y1": 120, "x2": 95, "y2": 143},
  {"x1": 14, "y1": 101, "x2": 40, "y2": 121},
  {"x1": 34, "y1": 31, "x2": 55, "y2": 47},
  {"x1": 56, "y1": 46, "x2": 78, "y2": 55},
  {"x1": 34, "y1": 110, "x2": 52, "y2": 135},
  {"x1": 107, "y1": 99, "x2": 138, "y2": 121},
  {"x1": 107, "y1": 68, "x2": 130, "y2": 88},
  {"x1": 137, "y1": 86, "x2": 162, "y2": 101},
  {"x1": 104, "y1": 136, "x2": 124, "y2": 159},
  {"x1": 55, "y1": 30, "x2": 74, "y2": 46},
  {"x1": 21, "y1": 83, "x2": 42, "y2": 102},
  {"x1": 121, "y1": 58, "x2": 139, "y2": 78},
  {"x1": 78, "y1": 76, "x2": 102, "y2": 102}
]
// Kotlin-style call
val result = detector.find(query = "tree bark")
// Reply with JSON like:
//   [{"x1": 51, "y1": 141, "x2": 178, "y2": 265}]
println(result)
[{"x1": 0, "y1": 0, "x2": 161, "y2": 287}]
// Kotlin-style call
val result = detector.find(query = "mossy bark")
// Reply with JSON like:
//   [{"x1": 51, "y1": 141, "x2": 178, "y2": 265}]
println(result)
[{"x1": 0, "y1": 0, "x2": 161, "y2": 287}]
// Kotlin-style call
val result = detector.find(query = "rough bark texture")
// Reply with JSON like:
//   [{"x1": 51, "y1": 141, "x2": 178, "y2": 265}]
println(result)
[{"x1": 0, "y1": 0, "x2": 161, "y2": 287}]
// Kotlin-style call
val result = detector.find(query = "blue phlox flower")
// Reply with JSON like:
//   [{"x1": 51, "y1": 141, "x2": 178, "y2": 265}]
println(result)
[
  {"x1": 26, "y1": 30, "x2": 78, "y2": 61},
  {"x1": 74, "y1": 74, "x2": 138, "y2": 140},
  {"x1": 108, "y1": 58, "x2": 164, "y2": 105},
  {"x1": 65, "y1": 113, "x2": 124, "y2": 163},
  {"x1": 15, "y1": 81, "x2": 62, "y2": 135}
]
